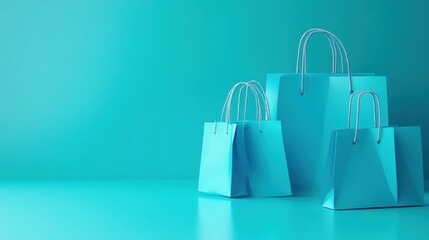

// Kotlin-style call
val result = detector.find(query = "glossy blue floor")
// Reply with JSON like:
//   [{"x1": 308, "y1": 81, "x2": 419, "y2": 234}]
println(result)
[{"x1": 0, "y1": 180, "x2": 427, "y2": 240}]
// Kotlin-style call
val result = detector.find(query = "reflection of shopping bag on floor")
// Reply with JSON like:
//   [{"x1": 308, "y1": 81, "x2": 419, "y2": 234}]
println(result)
[
  {"x1": 322, "y1": 91, "x2": 424, "y2": 210},
  {"x1": 266, "y1": 28, "x2": 389, "y2": 193}
]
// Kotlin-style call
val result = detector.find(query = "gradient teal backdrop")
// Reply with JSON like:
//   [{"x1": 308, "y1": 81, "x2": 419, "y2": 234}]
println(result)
[{"x1": 0, "y1": 0, "x2": 428, "y2": 179}]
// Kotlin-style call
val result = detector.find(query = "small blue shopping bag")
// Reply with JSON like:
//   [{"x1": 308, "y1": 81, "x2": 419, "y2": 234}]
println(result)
[
  {"x1": 198, "y1": 81, "x2": 291, "y2": 197},
  {"x1": 198, "y1": 83, "x2": 249, "y2": 197}
]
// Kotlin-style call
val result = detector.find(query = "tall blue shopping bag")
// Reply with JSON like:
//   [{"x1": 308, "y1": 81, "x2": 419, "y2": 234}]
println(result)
[
  {"x1": 322, "y1": 91, "x2": 424, "y2": 210},
  {"x1": 266, "y1": 28, "x2": 389, "y2": 193}
]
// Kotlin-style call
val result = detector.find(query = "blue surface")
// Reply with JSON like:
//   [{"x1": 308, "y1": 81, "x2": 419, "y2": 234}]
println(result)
[{"x1": 0, "y1": 180, "x2": 428, "y2": 240}]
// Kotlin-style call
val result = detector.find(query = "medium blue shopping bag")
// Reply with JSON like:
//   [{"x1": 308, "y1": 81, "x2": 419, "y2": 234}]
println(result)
[
  {"x1": 266, "y1": 28, "x2": 389, "y2": 193},
  {"x1": 322, "y1": 91, "x2": 424, "y2": 210},
  {"x1": 239, "y1": 81, "x2": 291, "y2": 197}
]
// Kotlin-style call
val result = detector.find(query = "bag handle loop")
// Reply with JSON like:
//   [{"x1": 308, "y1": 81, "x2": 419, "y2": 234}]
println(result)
[
  {"x1": 215, "y1": 82, "x2": 264, "y2": 134},
  {"x1": 237, "y1": 80, "x2": 271, "y2": 121},
  {"x1": 295, "y1": 28, "x2": 344, "y2": 74},
  {"x1": 347, "y1": 90, "x2": 382, "y2": 144},
  {"x1": 298, "y1": 28, "x2": 352, "y2": 95}
]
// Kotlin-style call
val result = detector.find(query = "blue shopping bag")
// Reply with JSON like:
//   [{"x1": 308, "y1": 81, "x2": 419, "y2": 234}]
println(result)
[
  {"x1": 199, "y1": 81, "x2": 291, "y2": 197},
  {"x1": 239, "y1": 81, "x2": 291, "y2": 197},
  {"x1": 322, "y1": 91, "x2": 424, "y2": 210},
  {"x1": 198, "y1": 121, "x2": 248, "y2": 197},
  {"x1": 265, "y1": 28, "x2": 389, "y2": 193},
  {"x1": 198, "y1": 83, "x2": 250, "y2": 197}
]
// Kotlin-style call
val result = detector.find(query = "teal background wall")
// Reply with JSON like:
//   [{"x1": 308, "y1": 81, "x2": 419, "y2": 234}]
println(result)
[{"x1": 0, "y1": 0, "x2": 428, "y2": 179}]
